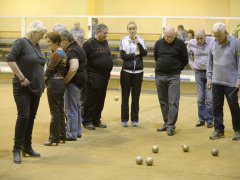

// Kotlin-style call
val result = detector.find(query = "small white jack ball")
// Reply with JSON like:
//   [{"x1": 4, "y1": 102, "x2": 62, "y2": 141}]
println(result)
[{"x1": 114, "y1": 96, "x2": 119, "y2": 101}]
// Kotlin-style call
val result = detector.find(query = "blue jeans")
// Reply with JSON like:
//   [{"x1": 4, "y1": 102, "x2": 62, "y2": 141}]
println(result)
[
  {"x1": 64, "y1": 83, "x2": 82, "y2": 139},
  {"x1": 195, "y1": 70, "x2": 213, "y2": 122},
  {"x1": 155, "y1": 74, "x2": 180, "y2": 128},
  {"x1": 212, "y1": 84, "x2": 240, "y2": 132}
]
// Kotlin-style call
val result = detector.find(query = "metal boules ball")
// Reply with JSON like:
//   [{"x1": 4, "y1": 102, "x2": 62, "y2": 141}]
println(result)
[
  {"x1": 114, "y1": 96, "x2": 119, "y2": 101},
  {"x1": 152, "y1": 145, "x2": 159, "y2": 153},
  {"x1": 145, "y1": 157, "x2": 153, "y2": 166},
  {"x1": 211, "y1": 148, "x2": 219, "y2": 156},
  {"x1": 136, "y1": 156, "x2": 143, "y2": 165},
  {"x1": 182, "y1": 144, "x2": 189, "y2": 152}
]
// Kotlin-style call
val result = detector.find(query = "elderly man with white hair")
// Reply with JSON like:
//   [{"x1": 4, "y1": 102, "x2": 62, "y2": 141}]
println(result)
[
  {"x1": 188, "y1": 29, "x2": 214, "y2": 128},
  {"x1": 207, "y1": 22, "x2": 240, "y2": 140},
  {"x1": 154, "y1": 26, "x2": 188, "y2": 136},
  {"x1": 52, "y1": 23, "x2": 66, "y2": 33},
  {"x1": 70, "y1": 21, "x2": 85, "y2": 46}
]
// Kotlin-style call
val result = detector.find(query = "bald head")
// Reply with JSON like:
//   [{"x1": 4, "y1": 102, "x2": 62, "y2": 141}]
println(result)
[
  {"x1": 164, "y1": 27, "x2": 175, "y2": 34},
  {"x1": 163, "y1": 26, "x2": 176, "y2": 43},
  {"x1": 195, "y1": 29, "x2": 206, "y2": 45},
  {"x1": 195, "y1": 29, "x2": 205, "y2": 36}
]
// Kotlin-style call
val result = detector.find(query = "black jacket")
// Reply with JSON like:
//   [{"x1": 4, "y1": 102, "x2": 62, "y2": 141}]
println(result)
[{"x1": 120, "y1": 42, "x2": 147, "y2": 71}]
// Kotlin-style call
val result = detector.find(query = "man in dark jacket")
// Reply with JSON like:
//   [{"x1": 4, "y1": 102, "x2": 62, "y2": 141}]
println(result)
[
  {"x1": 82, "y1": 24, "x2": 113, "y2": 130},
  {"x1": 154, "y1": 26, "x2": 188, "y2": 136}
]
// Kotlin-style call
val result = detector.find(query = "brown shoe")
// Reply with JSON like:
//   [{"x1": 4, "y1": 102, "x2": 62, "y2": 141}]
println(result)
[{"x1": 43, "y1": 140, "x2": 58, "y2": 146}]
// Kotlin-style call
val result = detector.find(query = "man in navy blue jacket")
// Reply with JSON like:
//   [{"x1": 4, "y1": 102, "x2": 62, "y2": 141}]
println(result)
[{"x1": 154, "y1": 26, "x2": 188, "y2": 136}]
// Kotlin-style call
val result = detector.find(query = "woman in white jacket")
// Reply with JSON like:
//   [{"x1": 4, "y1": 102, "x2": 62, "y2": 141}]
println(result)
[{"x1": 119, "y1": 21, "x2": 147, "y2": 127}]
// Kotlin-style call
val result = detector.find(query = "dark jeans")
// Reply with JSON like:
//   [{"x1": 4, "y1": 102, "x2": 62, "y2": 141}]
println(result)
[
  {"x1": 195, "y1": 70, "x2": 213, "y2": 122},
  {"x1": 120, "y1": 70, "x2": 143, "y2": 122},
  {"x1": 46, "y1": 78, "x2": 65, "y2": 141},
  {"x1": 79, "y1": 83, "x2": 86, "y2": 117},
  {"x1": 13, "y1": 82, "x2": 41, "y2": 152},
  {"x1": 155, "y1": 74, "x2": 180, "y2": 128},
  {"x1": 83, "y1": 74, "x2": 109, "y2": 126},
  {"x1": 212, "y1": 84, "x2": 240, "y2": 132}
]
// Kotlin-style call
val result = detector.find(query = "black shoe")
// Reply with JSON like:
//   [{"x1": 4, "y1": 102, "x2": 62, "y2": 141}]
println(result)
[
  {"x1": 206, "y1": 122, "x2": 213, "y2": 128},
  {"x1": 59, "y1": 139, "x2": 66, "y2": 144},
  {"x1": 209, "y1": 131, "x2": 225, "y2": 140},
  {"x1": 232, "y1": 130, "x2": 240, "y2": 141},
  {"x1": 43, "y1": 140, "x2": 59, "y2": 146},
  {"x1": 84, "y1": 123, "x2": 96, "y2": 130},
  {"x1": 196, "y1": 121, "x2": 205, "y2": 127},
  {"x1": 167, "y1": 128, "x2": 175, "y2": 136},
  {"x1": 157, "y1": 126, "x2": 167, "y2": 132},
  {"x1": 77, "y1": 135, "x2": 82, "y2": 138},
  {"x1": 13, "y1": 151, "x2": 22, "y2": 164},
  {"x1": 65, "y1": 137, "x2": 77, "y2": 141},
  {"x1": 94, "y1": 123, "x2": 107, "y2": 128},
  {"x1": 22, "y1": 148, "x2": 40, "y2": 157}
]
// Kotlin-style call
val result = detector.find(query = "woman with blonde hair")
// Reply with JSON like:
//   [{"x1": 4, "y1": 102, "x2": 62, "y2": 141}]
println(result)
[{"x1": 119, "y1": 21, "x2": 147, "y2": 127}]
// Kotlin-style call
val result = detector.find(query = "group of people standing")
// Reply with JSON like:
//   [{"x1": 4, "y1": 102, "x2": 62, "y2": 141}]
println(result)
[
  {"x1": 6, "y1": 20, "x2": 240, "y2": 165},
  {"x1": 7, "y1": 21, "x2": 112, "y2": 164}
]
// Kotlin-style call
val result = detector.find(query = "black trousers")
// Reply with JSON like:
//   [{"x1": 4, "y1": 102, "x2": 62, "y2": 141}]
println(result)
[
  {"x1": 13, "y1": 82, "x2": 41, "y2": 151},
  {"x1": 212, "y1": 84, "x2": 240, "y2": 132},
  {"x1": 83, "y1": 74, "x2": 109, "y2": 126},
  {"x1": 120, "y1": 70, "x2": 143, "y2": 122},
  {"x1": 46, "y1": 78, "x2": 65, "y2": 141},
  {"x1": 79, "y1": 83, "x2": 86, "y2": 117}
]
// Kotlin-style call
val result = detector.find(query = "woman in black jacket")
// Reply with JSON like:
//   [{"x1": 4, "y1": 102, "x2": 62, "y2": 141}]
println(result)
[{"x1": 119, "y1": 21, "x2": 147, "y2": 127}]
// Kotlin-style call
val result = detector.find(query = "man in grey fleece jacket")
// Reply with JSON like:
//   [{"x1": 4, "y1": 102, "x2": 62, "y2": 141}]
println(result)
[
  {"x1": 207, "y1": 22, "x2": 240, "y2": 140},
  {"x1": 188, "y1": 29, "x2": 214, "y2": 128}
]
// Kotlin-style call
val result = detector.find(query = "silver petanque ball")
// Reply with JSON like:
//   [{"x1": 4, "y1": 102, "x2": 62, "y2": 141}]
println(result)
[
  {"x1": 211, "y1": 148, "x2": 219, "y2": 156},
  {"x1": 145, "y1": 157, "x2": 153, "y2": 166},
  {"x1": 152, "y1": 145, "x2": 159, "y2": 153},
  {"x1": 136, "y1": 156, "x2": 143, "y2": 165},
  {"x1": 182, "y1": 144, "x2": 189, "y2": 152}
]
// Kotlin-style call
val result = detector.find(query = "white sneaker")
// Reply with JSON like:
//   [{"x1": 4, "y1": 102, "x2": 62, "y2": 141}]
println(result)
[
  {"x1": 121, "y1": 122, "x2": 128, "y2": 127},
  {"x1": 131, "y1": 122, "x2": 138, "y2": 127}
]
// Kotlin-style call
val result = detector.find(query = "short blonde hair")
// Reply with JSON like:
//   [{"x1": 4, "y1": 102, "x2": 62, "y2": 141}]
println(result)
[{"x1": 26, "y1": 20, "x2": 47, "y2": 36}]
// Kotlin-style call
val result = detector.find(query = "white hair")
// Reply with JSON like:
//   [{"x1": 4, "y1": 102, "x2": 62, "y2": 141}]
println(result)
[
  {"x1": 26, "y1": 20, "x2": 46, "y2": 36},
  {"x1": 212, "y1": 23, "x2": 226, "y2": 33},
  {"x1": 53, "y1": 23, "x2": 66, "y2": 33}
]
